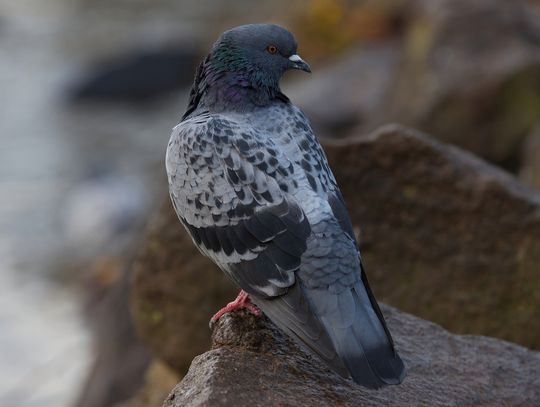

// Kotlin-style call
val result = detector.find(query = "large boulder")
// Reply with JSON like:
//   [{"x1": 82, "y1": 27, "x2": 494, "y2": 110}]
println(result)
[
  {"x1": 131, "y1": 124, "x2": 540, "y2": 379},
  {"x1": 389, "y1": 0, "x2": 540, "y2": 167},
  {"x1": 130, "y1": 199, "x2": 237, "y2": 374},
  {"x1": 519, "y1": 125, "x2": 540, "y2": 190},
  {"x1": 113, "y1": 360, "x2": 179, "y2": 407},
  {"x1": 164, "y1": 306, "x2": 540, "y2": 407},
  {"x1": 324, "y1": 124, "x2": 540, "y2": 349},
  {"x1": 288, "y1": 42, "x2": 402, "y2": 139},
  {"x1": 76, "y1": 260, "x2": 152, "y2": 407},
  {"x1": 290, "y1": 0, "x2": 540, "y2": 168}
]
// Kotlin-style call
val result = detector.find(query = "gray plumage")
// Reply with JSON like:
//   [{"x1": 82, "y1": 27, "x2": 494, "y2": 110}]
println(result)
[{"x1": 166, "y1": 24, "x2": 405, "y2": 388}]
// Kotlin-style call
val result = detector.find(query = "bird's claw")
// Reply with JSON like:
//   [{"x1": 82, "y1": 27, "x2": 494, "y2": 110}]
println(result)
[{"x1": 209, "y1": 290, "x2": 261, "y2": 328}]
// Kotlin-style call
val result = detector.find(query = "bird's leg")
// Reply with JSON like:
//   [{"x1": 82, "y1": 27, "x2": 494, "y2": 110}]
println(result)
[{"x1": 210, "y1": 290, "x2": 261, "y2": 324}]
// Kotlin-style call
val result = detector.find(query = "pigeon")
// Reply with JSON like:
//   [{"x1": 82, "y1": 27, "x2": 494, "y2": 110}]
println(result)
[{"x1": 166, "y1": 24, "x2": 406, "y2": 388}]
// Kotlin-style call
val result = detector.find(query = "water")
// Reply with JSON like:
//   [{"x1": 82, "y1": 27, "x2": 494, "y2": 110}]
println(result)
[
  {"x1": 0, "y1": 1, "x2": 300, "y2": 405},
  {"x1": 0, "y1": 1, "x2": 174, "y2": 405},
  {"x1": 0, "y1": 259, "x2": 92, "y2": 407},
  {"x1": 0, "y1": 2, "x2": 93, "y2": 405}
]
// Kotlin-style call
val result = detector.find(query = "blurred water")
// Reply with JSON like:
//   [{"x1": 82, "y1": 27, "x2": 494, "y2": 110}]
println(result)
[
  {"x1": 0, "y1": 1, "x2": 178, "y2": 405},
  {"x1": 0, "y1": 3, "x2": 91, "y2": 405},
  {"x1": 0, "y1": 1, "x2": 298, "y2": 405},
  {"x1": 0, "y1": 257, "x2": 91, "y2": 407}
]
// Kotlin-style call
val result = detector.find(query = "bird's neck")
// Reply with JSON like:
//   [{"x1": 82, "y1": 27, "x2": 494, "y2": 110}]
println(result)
[
  {"x1": 201, "y1": 72, "x2": 278, "y2": 112},
  {"x1": 182, "y1": 49, "x2": 290, "y2": 120}
]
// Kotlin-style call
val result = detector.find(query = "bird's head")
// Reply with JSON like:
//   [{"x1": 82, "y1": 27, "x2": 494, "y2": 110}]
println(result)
[{"x1": 208, "y1": 24, "x2": 311, "y2": 92}]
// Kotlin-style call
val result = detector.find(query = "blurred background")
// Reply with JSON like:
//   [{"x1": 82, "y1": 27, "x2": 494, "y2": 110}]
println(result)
[{"x1": 1, "y1": 0, "x2": 540, "y2": 406}]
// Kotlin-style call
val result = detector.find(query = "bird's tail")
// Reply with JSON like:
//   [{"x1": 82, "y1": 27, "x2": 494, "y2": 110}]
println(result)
[
  {"x1": 253, "y1": 272, "x2": 406, "y2": 388},
  {"x1": 307, "y1": 273, "x2": 406, "y2": 388}
]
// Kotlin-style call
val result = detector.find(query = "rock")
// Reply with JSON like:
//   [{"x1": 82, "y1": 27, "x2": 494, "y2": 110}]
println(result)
[
  {"x1": 69, "y1": 45, "x2": 200, "y2": 102},
  {"x1": 291, "y1": 0, "x2": 540, "y2": 168},
  {"x1": 323, "y1": 124, "x2": 540, "y2": 349},
  {"x1": 164, "y1": 306, "x2": 540, "y2": 407},
  {"x1": 113, "y1": 360, "x2": 180, "y2": 407},
  {"x1": 288, "y1": 42, "x2": 402, "y2": 139},
  {"x1": 76, "y1": 261, "x2": 152, "y2": 407},
  {"x1": 131, "y1": 124, "x2": 540, "y2": 376},
  {"x1": 519, "y1": 125, "x2": 540, "y2": 189},
  {"x1": 131, "y1": 198, "x2": 238, "y2": 374},
  {"x1": 388, "y1": 0, "x2": 540, "y2": 168}
]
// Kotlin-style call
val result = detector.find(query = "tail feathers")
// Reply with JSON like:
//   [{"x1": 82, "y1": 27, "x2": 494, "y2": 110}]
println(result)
[
  {"x1": 254, "y1": 280, "x2": 406, "y2": 389},
  {"x1": 252, "y1": 283, "x2": 349, "y2": 378},
  {"x1": 308, "y1": 281, "x2": 406, "y2": 388},
  {"x1": 335, "y1": 282, "x2": 405, "y2": 387}
]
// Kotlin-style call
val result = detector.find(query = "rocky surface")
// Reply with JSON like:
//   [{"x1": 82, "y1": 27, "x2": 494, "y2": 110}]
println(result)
[
  {"x1": 76, "y1": 263, "x2": 152, "y2": 407},
  {"x1": 519, "y1": 125, "x2": 540, "y2": 190},
  {"x1": 164, "y1": 306, "x2": 540, "y2": 407},
  {"x1": 113, "y1": 360, "x2": 179, "y2": 407},
  {"x1": 69, "y1": 45, "x2": 200, "y2": 102},
  {"x1": 289, "y1": 42, "x2": 402, "y2": 139},
  {"x1": 131, "y1": 124, "x2": 540, "y2": 379},
  {"x1": 391, "y1": 0, "x2": 540, "y2": 167},
  {"x1": 131, "y1": 199, "x2": 238, "y2": 373},
  {"x1": 324, "y1": 124, "x2": 540, "y2": 349}
]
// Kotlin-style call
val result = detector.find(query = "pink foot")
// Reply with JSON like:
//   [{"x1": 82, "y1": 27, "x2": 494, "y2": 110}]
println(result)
[{"x1": 210, "y1": 290, "x2": 261, "y2": 324}]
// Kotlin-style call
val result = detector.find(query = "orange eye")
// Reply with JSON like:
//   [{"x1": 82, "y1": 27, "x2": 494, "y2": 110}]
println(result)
[{"x1": 266, "y1": 44, "x2": 278, "y2": 54}]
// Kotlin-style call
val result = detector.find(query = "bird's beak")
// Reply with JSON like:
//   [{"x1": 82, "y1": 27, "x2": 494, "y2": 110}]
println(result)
[{"x1": 288, "y1": 54, "x2": 311, "y2": 73}]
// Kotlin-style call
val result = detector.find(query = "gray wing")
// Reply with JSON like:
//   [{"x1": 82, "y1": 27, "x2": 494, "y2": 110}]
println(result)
[
  {"x1": 166, "y1": 114, "x2": 346, "y2": 373},
  {"x1": 167, "y1": 114, "x2": 310, "y2": 296},
  {"x1": 285, "y1": 108, "x2": 406, "y2": 387}
]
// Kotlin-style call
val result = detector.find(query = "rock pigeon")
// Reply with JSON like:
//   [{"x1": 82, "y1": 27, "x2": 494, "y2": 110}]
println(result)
[{"x1": 166, "y1": 24, "x2": 406, "y2": 388}]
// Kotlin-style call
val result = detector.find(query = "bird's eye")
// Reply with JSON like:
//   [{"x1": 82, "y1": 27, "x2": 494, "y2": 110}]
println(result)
[{"x1": 266, "y1": 44, "x2": 278, "y2": 54}]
